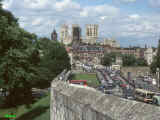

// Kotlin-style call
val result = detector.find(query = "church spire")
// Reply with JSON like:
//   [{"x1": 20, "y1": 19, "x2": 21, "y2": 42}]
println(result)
[{"x1": 51, "y1": 27, "x2": 57, "y2": 41}]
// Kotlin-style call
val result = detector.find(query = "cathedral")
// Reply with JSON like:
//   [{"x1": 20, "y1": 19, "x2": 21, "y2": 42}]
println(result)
[{"x1": 51, "y1": 29, "x2": 57, "y2": 41}]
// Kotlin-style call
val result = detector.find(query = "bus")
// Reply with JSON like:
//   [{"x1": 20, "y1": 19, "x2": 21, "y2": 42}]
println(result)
[
  {"x1": 69, "y1": 80, "x2": 87, "y2": 86},
  {"x1": 134, "y1": 89, "x2": 155, "y2": 103},
  {"x1": 134, "y1": 88, "x2": 160, "y2": 105}
]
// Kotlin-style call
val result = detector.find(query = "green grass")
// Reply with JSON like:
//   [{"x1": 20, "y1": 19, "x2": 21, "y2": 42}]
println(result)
[
  {"x1": 72, "y1": 73, "x2": 100, "y2": 88},
  {"x1": 0, "y1": 93, "x2": 50, "y2": 120}
]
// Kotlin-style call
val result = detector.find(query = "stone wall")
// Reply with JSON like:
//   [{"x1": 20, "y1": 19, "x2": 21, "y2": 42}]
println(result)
[
  {"x1": 50, "y1": 70, "x2": 160, "y2": 120},
  {"x1": 121, "y1": 67, "x2": 150, "y2": 79}
]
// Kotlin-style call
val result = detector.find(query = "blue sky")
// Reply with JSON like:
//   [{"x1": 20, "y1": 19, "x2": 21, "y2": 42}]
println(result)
[{"x1": 2, "y1": 0, "x2": 160, "y2": 47}]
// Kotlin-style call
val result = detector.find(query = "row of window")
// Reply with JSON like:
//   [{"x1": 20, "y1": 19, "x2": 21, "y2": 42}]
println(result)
[
  {"x1": 78, "y1": 53, "x2": 104, "y2": 57},
  {"x1": 79, "y1": 47, "x2": 104, "y2": 51}
]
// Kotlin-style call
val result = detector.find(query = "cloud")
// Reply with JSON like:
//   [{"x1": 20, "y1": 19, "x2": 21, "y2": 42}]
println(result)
[
  {"x1": 100, "y1": 16, "x2": 107, "y2": 20},
  {"x1": 80, "y1": 4, "x2": 119, "y2": 17},
  {"x1": 80, "y1": 10, "x2": 88, "y2": 17},
  {"x1": 149, "y1": 0, "x2": 160, "y2": 8},
  {"x1": 31, "y1": 18, "x2": 43, "y2": 26},
  {"x1": 129, "y1": 14, "x2": 140, "y2": 20},
  {"x1": 2, "y1": 0, "x2": 13, "y2": 9},
  {"x1": 54, "y1": 0, "x2": 80, "y2": 12},
  {"x1": 114, "y1": 0, "x2": 136, "y2": 3},
  {"x1": 117, "y1": 15, "x2": 160, "y2": 39},
  {"x1": 121, "y1": 0, "x2": 136, "y2": 2},
  {"x1": 2, "y1": 0, "x2": 160, "y2": 47}
]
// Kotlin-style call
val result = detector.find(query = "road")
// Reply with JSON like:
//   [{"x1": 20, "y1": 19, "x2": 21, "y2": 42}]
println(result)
[{"x1": 96, "y1": 68, "x2": 135, "y2": 99}]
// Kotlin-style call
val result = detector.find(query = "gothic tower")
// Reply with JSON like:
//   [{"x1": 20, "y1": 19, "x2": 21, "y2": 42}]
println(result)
[{"x1": 51, "y1": 29, "x2": 57, "y2": 41}]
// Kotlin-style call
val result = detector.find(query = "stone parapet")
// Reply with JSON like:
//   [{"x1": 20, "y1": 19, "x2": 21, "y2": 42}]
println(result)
[{"x1": 50, "y1": 74, "x2": 160, "y2": 120}]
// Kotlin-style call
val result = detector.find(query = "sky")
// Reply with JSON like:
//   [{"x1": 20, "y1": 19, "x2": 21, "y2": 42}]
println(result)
[{"x1": 2, "y1": 0, "x2": 160, "y2": 47}]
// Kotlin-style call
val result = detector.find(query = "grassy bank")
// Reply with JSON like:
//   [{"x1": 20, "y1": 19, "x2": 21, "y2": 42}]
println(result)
[
  {"x1": 0, "y1": 93, "x2": 50, "y2": 120},
  {"x1": 72, "y1": 73, "x2": 100, "y2": 88}
]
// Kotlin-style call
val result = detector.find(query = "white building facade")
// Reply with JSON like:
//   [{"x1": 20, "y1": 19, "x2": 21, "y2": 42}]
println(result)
[
  {"x1": 60, "y1": 24, "x2": 72, "y2": 45},
  {"x1": 85, "y1": 24, "x2": 98, "y2": 44},
  {"x1": 144, "y1": 47, "x2": 155, "y2": 65}
]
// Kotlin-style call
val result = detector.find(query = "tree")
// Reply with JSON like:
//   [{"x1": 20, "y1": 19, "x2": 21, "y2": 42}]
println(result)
[
  {"x1": 33, "y1": 37, "x2": 71, "y2": 88},
  {"x1": 0, "y1": 1, "x2": 71, "y2": 112},
  {"x1": 101, "y1": 53, "x2": 114, "y2": 66},
  {"x1": 74, "y1": 55, "x2": 80, "y2": 61},
  {"x1": 101, "y1": 52, "x2": 122, "y2": 66},
  {"x1": 0, "y1": 0, "x2": 2, "y2": 8},
  {"x1": 0, "y1": 5, "x2": 39, "y2": 110},
  {"x1": 136, "y1": 58, "x2": 148, "y2": 66},
  {"x1": 122, "y1": 54, "x2": 136, "y2": 66},
  {"x1": 150, "y1": 39, "x2": 160, "y2": 73}
]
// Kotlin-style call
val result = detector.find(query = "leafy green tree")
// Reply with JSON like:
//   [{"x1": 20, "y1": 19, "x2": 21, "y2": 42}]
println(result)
[
  {"x1": 136, "y1": 58, "x2": 148, "y2": 66},
  {"x1": 33, "y1": 37, "x2": 71, "y2": 88},
  {"x1": 122, "y1": 54, "x2": 137, "y2": 66},
  {"x1": 0, "y1": 0, "x2": 2, "y2": 8},
  {"x1": 74, "y1": 55, "x2": 80, "y2": 61},
  {"x1": 101, "y1": 53, "x2": 114, "y2": 66},
  {"x1": 150, "y1": 39, "x2": 160, "y2": 73},
  {"x1": 102, "y1": 51, "x2": 148, "y2": 67},
  {"x1": 101, "y1": 52, "x2": 122, "y2": 66},
  {"x1": 0, "y1": 5, "x2": 39, "y2": 110}
]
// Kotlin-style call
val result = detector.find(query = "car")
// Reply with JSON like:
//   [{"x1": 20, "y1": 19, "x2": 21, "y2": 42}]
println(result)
[
  {"x1": 123, "y1": 88, "x2": 134, "y2": 100},
  {"x1": 110, "y1": 74, "x2": 115, "y2": 77}
]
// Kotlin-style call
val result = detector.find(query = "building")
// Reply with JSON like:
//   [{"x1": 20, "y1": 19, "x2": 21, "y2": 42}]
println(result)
[
  {"x1": 144, "y1": 47, "x2": 155, "y2": 65},
  {"x1": 65, "y1": 47, "x2": 73, "y2": 65},
  {"x1": 103, "y1": 47, "x2": 143, "y2": 59},
  {"x1": 85, "y1": 24, "x2": 98, "y2": 44},
  {"x1": 51, "y1": 29, "x2": 57, "y2": 41},
  {"x1": 115, "y1": 56, "x2": 123, "y2": 66},
  {"x1": 72, "y1": 45, "x2": 104, "y2": 65},
  {"x1": 103, "y1": 38, "x2": 120, "y2": 48},
  {"x1": 60, "y1": 24, "x2": 72, "y2": 45},
  {"x1": 72, "y1": 24, "x2": 82, "y2": 44}
]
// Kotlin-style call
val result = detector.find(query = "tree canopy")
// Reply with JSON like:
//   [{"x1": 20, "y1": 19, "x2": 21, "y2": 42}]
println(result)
[
  {"x1": 0, "y1": 2, "x2": 71, "y2": 110},
  {"x1": 101, "y1": 52, "x2": 148, "y2": 67},
  {"x1": 34, "y1": 37, "x2": 71, "y2": 88},
  {"x1": 150, "y1": 39, "x2": 160, "y2": 73}
]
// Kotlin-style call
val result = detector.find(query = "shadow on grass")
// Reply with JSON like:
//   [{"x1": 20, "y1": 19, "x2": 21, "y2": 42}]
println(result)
[
  {"x1": 0, "y1": 118, "x2": 10, "y2": 120},
  {"x1": 15, "y1": 106, "x2": 49, "y2": 120}
]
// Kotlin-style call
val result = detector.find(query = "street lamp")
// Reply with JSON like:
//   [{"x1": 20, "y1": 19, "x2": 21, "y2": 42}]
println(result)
[{"x1": 156, "y1": 68, "x2": 160, "y2": 88}]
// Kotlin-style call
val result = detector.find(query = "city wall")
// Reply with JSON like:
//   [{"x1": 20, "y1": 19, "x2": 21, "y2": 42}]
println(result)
[
  {"x1": 121, "y1": 67, "x2": 150, "y2": 79},
  {"x1": 50, "y1": 70, "x2": 160, "y2": 120}
]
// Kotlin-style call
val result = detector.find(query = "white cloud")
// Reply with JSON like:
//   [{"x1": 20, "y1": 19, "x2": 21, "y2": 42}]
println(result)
[
  {"x1": 100, "y1": 16, "x2": 107, "y2": 20},
  {"x1": 31, "y1": 18, "x2": 43, "y2": 26},
  {"x1": 80, "y1": 4, "x2": 119, "y2": 18},
  {"x1": 117, "y1": 15, "x2": 160, "y2": 39},
  {"x1": 129, "y1": 14, "x2": 140, "y2": 20},
  {"x1": 54, "y1": 0, "x2": 80, "y2": 11},
  {"x1": 95, "y1": 5, "x2": 119, "y2": 15},
  {"x1": 2, "y1": 0, "x2": 13, "y2": 9},
  {"x1": 80, "y1": 10, "x2": 88, "y2": 17},
  {"x1": 23, "y1": 0, "x2": 50, "y2": 9}
]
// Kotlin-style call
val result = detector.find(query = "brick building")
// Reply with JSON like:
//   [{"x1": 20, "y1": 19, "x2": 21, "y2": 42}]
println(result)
[{"x1": 68, "y1": 45, "x2": 104, "y2": 65}]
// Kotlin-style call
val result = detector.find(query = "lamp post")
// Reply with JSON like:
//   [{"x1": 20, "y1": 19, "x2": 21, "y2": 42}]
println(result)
[{"x1": 156, "y1": 68, "x2": 160, "y2": 89}]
